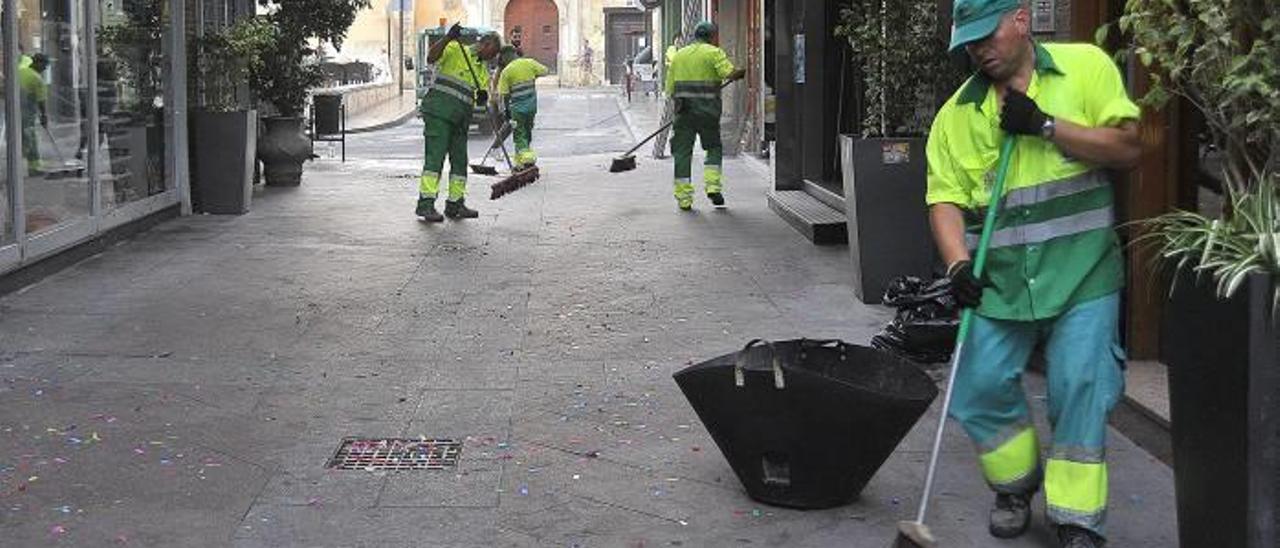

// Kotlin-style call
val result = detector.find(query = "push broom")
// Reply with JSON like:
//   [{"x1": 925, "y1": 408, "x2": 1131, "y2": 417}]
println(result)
[
  {"x1": 892, "y1": 134, "x2": 1015, "y2": 548},
  {"x1": 608, "y1": 79, "x2": 734, "y2": 174},
  {"x1": 487, "y1": 120, "x2": 540, "y2": 200},
  {"x1": 470, "y1": 116, "x2": 514, "y2": 176}
]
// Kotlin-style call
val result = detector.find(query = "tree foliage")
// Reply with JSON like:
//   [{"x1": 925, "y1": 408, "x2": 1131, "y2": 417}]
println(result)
[
  {"x1": 834, "y1": 0, "x2": 964, "y2": 137},
  {"x1": 1118, "y1": 0, "x2": 1280, "y2": 304},
  {"x1": 249, "y1": 0, "x2": 371, "y2": 116}
]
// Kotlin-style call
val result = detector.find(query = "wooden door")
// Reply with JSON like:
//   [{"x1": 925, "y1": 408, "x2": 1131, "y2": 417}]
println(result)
[
  {"x1": 604, "y1": 9, "x2": 646, "y2": 84},
  {"x1": 505, "y1": 0, "x2": 559, "y2": 72}
]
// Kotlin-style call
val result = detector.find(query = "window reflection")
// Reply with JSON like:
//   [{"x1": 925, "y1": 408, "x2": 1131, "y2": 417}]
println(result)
[
  {"x1": 1, "y1": 1, "x2": 11, "y2": 244},
  {"x1": 18, "y1": 0, "x2": 92, "y2": 234},
  {"x1": 96, "y1": 0, "x2": 166, "y2": 208}
]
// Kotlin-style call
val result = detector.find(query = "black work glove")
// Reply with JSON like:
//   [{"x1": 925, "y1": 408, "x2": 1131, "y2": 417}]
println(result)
[
  {"x1": 474, "y1": 89, "x2": 489, "y2": 106},
  {"x1": 946, "y1": 260, "x2": 986, "y2": 309},
  {"x1": 40, "y1": 113, "x2": 49, "y2": 127},
  {"x1": 446, "y1": 22, "x2": 463, "y2": 41},
  {"x1": 1000, "y1": 89, "x2": 1049, "y2": 136}
]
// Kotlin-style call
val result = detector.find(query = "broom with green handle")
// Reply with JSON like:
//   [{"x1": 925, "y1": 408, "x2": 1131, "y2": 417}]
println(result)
[{"x1": 893, "y1": 134, "x2": 1016, "y2": 548}]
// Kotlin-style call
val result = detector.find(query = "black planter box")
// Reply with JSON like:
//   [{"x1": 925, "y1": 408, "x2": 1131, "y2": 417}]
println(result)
[
  {"x1": 190, "y1": 110, "x2": 257, "y2": 214},
  {"x1": 840, "y1": 136, "x2": 938, "y2": 304},
  {"x1": 1162, "y1": 270, "x2": 1278, "y2": 548}
]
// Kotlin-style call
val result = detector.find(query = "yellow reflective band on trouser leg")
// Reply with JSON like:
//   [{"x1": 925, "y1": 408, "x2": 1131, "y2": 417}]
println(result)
[
  {"x1": 1045, "y1": 458, "x2": 1108, "y2": 531},
  {"x1": 979, "y1": 427, "x2": 1041, "y2": 493},
  {"x1": 704, "y1": 166, "x2": 723, "y2": 194},
  {"x1": 419, "y1": 171, "x2": 440, "y2": 199},
  {"x1": 448, "y1": 176, "x2": 467, "y2": 202},
  {"x1": 674, "y1": 178, "x2": 694, "y2": 208},
  {"x1": 516, "y1": 149, "x2": 537, "y2": 167}
]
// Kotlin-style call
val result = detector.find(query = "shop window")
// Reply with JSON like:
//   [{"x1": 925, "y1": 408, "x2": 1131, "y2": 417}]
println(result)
[
  {"x1": 0, "y1": 0, "x2": 10, "y2": 244},
  {"x1": 96, "y1": 0, "x2": 168, "y2": 210},
  {"x1": 17, "y1": 0, "x2": 92, "y2": 234}
]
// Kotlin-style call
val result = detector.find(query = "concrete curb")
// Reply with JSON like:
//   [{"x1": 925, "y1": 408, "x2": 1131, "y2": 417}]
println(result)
[{"x1": 347, "y1": 107, "x2": 418, "y2": 134}]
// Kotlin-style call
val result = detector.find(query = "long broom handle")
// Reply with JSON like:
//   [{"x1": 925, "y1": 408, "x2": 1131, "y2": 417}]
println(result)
[
  {"x1": 914, "y1": 135, "x2": 1016, "y2": 526},
  {"x1": 619, "y1": 79, "x2": 735, "y2": 158}
]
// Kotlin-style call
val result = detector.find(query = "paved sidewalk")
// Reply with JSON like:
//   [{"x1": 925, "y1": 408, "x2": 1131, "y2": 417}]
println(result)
[{"x1": 0, "y1": 89, "x2": 1176, "y2": 547}]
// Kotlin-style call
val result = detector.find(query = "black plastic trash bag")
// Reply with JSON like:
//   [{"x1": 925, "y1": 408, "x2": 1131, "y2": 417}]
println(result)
[
  {"x1": 872, "y1": 275, "x2": 960, "y2": 364},
  {"x1": 673, "y1": 339, "x2": 938, "y2": 509}
]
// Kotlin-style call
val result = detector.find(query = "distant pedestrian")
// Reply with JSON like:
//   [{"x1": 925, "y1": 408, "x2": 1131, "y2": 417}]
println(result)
[
  {"x1": 496, "y1": 46, "x2": 549, "y2": 169},
  {"x1": 665, "y1": 23, "x2": 744, "y2": 211},
  {"x1": 416, "y1": 24, "x2": 501, "y2": 222}
]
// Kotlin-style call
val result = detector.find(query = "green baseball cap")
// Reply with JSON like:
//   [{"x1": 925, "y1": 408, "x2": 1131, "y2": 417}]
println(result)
[{"x1": 948, "y1": 0, "x2": 1020, "y2": 53}]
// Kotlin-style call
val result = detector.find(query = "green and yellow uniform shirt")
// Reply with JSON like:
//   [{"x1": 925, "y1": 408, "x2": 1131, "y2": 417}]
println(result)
[
  {"x1": 665, "y1": 42, "x2": 735, "y2": 118},
  {"x1": 421, "y1": 40, "x2": 489, "y2": 123},
  {"x1": 926, "y1": 42, "x2": 1140, "y2": 321},
  {"x1": 18, "y1": 63, "x2": 47, "y2": 125},
  {"x1": 498, "y1": 58, "x2": 548, "y2": 116}
]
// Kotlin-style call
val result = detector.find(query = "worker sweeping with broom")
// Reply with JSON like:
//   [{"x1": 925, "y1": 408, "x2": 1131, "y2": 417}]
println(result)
[
  {"x1": 495, "y1": 46, "x2": 548, "y2": 170},
  {"x1": 900, "y1": 1, "x2": 1143, "y2": 547},
  {"x1": 416, "y1": 24, "x2": 501, "y2": 222},
  {"x1": 665, "y1": 22, "x2": 744, "y2": 211}
]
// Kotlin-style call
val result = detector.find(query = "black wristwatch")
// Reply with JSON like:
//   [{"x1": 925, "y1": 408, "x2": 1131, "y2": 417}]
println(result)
[{"x1": 1040, "y1": 116, "x2": 1057, "y2": 139}]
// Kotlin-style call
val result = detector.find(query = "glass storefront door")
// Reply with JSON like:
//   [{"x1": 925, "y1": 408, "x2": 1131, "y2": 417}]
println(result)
[
  {"x1": 0, "y1": 0, "x2": 182, "y2": 275},
  {"x1": 17, "y1": 0, "x2": 93, "y2": 236},
  {"x1": 1, "y1": 0, "x2": 11, "y2": 246},
  {"x1": 96, "y1": 0, "x2": 168, "y2": 210}
]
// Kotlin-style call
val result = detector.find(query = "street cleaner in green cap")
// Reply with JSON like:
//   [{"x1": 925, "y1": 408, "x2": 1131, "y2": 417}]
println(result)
[
  {"x1": 665, "y1": 22, "x2": 745, "y2": 211},
  {"x1": 416, "y1": 23, "x2": 502, "y2": 222},
  {"x1": 927, "y1": 1, "x2": 1142, "y2": 547},
  {"x1": 495, "y1": 45, "x2": 548, "y2": 169}
]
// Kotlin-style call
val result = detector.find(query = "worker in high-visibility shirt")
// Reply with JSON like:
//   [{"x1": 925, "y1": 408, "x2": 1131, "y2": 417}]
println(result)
[
  {"x1": 495, "y1": 46, "x2": 548, "y2": 169},
  {"x1": 928, "y1": 1, "x2": 1143, "y2": 546},
  {"x1": 416, "y1": 24, "x2": 501, "y2": 222},
  {"x1": 665, "y1": 22, "x2": 744, "y2": 210}
]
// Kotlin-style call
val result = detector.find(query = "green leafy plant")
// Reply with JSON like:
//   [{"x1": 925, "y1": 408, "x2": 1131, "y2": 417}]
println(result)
[
  {"x1": 834, "y1": 0, "x2": 963, "y2": 137},
  {"x1": 1115, "y1": 0, "x2": 1280, "y2": 304},
  {"x1": 248, "y1": 0, "x2": 372, "y2": 117},
  {"x1": 98, "y1": 0, "x2": 165, "y2": 118},
  {"x1": 190, "y1": 18, "x2": 274, "y2": 111}
]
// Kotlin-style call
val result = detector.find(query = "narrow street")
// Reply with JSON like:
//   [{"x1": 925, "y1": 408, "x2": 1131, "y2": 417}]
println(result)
[{"x1": 0, "y1": 88, "x2": 1177, "y2": 547}]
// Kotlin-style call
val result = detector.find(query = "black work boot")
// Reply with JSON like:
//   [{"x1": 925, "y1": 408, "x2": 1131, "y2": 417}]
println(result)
[
  {"x1": 1058, "y1": 525, "x2": 1105, "y2": 548},
  {"x1": 444, "y1": 199, "x2": 479, "y2": 219},
  {"x1": 707, "y1": 192, "x2": 726, "y2": 207},
  {"x1": 989, "y1": 492, "x2": 1033, "y2": 538},
  {"x1": 416, "y1": 198, "x2": 443, "y2": 222}
]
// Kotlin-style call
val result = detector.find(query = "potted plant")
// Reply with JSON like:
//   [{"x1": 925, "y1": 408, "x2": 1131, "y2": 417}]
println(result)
[
  {"x1": 188, "y1": 19, "x2": 271, "y2": 212},
  {"x1": 248, "y1": 0, "x2": 369, "y2": 186},
  {"x1": 833, "y1": 0, "x2": 965, "y2": 304},
  {"x1": 1119, "y1": 1, "x2": 1279, "y2": 546}
]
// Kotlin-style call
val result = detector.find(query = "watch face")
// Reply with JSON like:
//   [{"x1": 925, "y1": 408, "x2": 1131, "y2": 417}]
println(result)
[{"x1": 1041, "y1": 119, "x2": 1055, "y2": 138}]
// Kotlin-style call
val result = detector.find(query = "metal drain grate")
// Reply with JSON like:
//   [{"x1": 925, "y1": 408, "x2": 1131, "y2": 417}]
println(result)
[{"x1": 326, "y1": 438, "x2": 462, "y2": 471}]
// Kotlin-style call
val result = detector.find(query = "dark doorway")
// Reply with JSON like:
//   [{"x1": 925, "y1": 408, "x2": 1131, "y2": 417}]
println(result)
[
  {"x1": 505, "y1": 0, "x2": 560, "y2": 72},
  {"x1": 604, "y1": 8, "x2": 646, "y2": 85}
]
